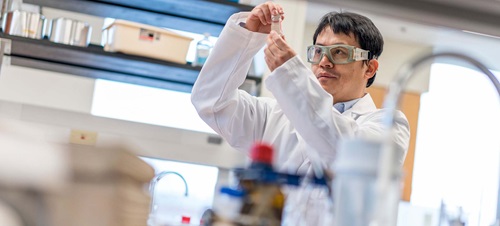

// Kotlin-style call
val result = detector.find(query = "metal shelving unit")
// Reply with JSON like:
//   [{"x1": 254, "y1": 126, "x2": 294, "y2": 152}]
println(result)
[
  {"x1": 2, "y1": 0, "x2": 260, "y2": 93},
  {"x1": 0, "y1": 33, "x2": 262, "y2": 93},
  {"x1": 24, "y1": 0, "x2": 254, "y2": 37}
]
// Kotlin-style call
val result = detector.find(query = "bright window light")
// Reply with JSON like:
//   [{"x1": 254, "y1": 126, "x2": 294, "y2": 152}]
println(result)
[
  {"x1": 91, "y1": 79, "x2": 215, "y2": 134},
  {"x1": 411, "y1": 63, "x2": 500, "y2": 226},
  {"x1": 140, "y1": 157, "x2": 219, "y2": 225}
]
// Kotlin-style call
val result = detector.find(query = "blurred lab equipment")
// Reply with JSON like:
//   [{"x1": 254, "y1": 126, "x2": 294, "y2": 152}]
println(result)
[
  {"x1": 208, "y1": 142, "x2": 302, "y2": 226},
  {"x1": 0, "y1": 0, "x2": 12, "y2": 25},
  {"x1": 368, "y1": 52, "x2": 500, "y2": 226},
  {"x1": 193, "y1": 32, "x2": 213, "y2": 67},
  {"x1": 148, "y1": 171, "x2": 189, "y2": 226},
  {"x1": 0, "y1": 118, "x2": 155, "y2": 226},
  {"x1": 1, "y1": 10, "x2": 45, "y2": 39},
  {"x1": 438, "y1": 200, "x2": 467, "y2": 226},
  {"x1": 49, "y1": 17, "x2": 92, "y2": 47},
  {"x1": 332, "y1": 138, "x2": 403, "y2": 226},
  {"x1": 283, "y1": 170, "x2": 333, "y2": 226},
  {"x1": 0, "y1": 199, "x2": 24, "y2": 226},
  {"x1": 212, "y1": 186, "x2": 245, "y2": 223}
]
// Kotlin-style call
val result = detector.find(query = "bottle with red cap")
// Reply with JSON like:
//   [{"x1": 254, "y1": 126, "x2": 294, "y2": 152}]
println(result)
[
  {"x1": 208, "y1": 142, "x2": 301, "y2": 226},
  {"x1": 238, "y1": 142, "x2": 286, "y2": 225},
  {"x1": 249, "y1": 142, "x2": 274, "y2": 170}
]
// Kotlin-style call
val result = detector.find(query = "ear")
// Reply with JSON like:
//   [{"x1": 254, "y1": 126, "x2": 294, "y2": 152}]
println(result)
[{"x1": 364, "y1": 59, "x2": 378, "y2": 80}]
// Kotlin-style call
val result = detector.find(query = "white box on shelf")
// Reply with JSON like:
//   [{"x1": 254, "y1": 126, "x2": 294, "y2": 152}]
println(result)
[{"x1": 102, "y1": 19, "x2": 193, "y2": 64}]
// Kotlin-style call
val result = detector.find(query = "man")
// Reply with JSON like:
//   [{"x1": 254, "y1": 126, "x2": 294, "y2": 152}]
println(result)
[{"x1": 191, "y1": 1, "x2": 410, "y2": 224}]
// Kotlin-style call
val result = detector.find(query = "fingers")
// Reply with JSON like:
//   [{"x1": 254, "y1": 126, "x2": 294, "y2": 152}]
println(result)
[
  {"x1": 257, "y1": 2, "x2": 283, "y2": 24},
  {"x1": 264, "y1": 31, "x2": 296, "y2": 72},
  {"x1": 260, "y1": 5, "x2": 271, "y2": 25},
  {"x1": 267, "y1": 30, "x2": 286, "y2": 51},
  {"x1": 246, "y1": 1, "x2": 284, "y2": 32}
]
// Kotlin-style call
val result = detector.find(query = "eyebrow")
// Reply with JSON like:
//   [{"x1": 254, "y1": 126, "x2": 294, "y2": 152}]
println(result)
[{"x1": 315, "y1": 42, "x2": 348, "y2": 46}]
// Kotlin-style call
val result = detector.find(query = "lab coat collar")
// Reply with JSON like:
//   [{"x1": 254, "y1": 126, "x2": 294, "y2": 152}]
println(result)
[{"x1": 342, "y1": 93, "x2": 377, "y2": 118}]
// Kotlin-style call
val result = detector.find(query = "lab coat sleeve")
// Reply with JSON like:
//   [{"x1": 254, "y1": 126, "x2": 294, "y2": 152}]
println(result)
[
  {"x1": 355, "y1": 110, "x2": 410, "y2": 166},
  {"x1": 265, "y1": 56, "x2": 362, "y2": 162},
  {"x1": 191, "y1": 12, "x2": 270, "y2": 151},
  {"x1": 266, "y1": 56, "x2": 410, "y2": 164}
]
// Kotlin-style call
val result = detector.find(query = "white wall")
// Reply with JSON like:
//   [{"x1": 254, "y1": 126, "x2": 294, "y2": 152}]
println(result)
[
  {"x1": 377, "y1": 40, "x2": 432, "y2": 93},
  {"x1": 0, "y1": 63, "x2": 95, "y2": 114},
  {"x1": 0, "y1": 64, "x2": 246, "y2": 169},
  {"x1": 0, "y1": 95, "x2": 246, "y2": 169}
]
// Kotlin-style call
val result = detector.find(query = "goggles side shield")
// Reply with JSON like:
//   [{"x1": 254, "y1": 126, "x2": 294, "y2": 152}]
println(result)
[{"x1": 306, "y1": 45, "x2": 370, "y2": 65}]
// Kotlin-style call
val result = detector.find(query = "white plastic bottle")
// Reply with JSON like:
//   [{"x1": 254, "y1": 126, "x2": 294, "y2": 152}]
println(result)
[
  {"x1": 213, "y1": 186, "x2": 244, "y2": 222},
  {"x1": 193, "y1": 32, "x2": 213, "y2": 67}
]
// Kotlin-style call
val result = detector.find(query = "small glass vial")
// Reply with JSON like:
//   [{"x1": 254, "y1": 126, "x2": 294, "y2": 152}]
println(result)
[{"x1": 270, "y1": 13, "x2": 283, "y2": 36}]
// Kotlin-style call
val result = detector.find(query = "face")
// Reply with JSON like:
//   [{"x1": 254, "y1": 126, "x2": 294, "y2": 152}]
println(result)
[{"x1": 311, "y1": 27, "x2": 378, "y2": 104}]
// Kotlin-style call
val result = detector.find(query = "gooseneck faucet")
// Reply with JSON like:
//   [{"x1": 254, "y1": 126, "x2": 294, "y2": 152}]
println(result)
[
  {"x1": 148, "y1": 171, "x2": 189, "y2": 226},
  {"x1": 373, "y1": 52, "x2": 500, "y2": 226}
]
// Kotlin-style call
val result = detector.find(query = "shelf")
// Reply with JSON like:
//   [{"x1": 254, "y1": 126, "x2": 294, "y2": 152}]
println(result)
[
  {"x1": 25, "y1": 0, "x2": 255, "y2": 37},
  {"x1": 2, "y1": 0, "x2": 261, "y2": 93},
  {"x1": 0, "y1": 33, "x2": 261, "y2": 93}
]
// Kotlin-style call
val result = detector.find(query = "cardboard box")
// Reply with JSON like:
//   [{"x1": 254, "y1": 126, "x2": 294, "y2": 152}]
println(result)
[{"x1": 102, "y1": 20, "x2": 193, "y2": 64}]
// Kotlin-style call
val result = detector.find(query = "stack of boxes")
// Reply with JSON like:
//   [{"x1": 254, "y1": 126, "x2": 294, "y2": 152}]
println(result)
[{"x1": 46, "y1": 144, "x2": 155, "y2": 226}]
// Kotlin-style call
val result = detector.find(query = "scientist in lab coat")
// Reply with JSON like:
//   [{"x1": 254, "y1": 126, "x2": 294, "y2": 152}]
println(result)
[{"x1": 191, "y1": 1, "x2": 410, "y2": 225}]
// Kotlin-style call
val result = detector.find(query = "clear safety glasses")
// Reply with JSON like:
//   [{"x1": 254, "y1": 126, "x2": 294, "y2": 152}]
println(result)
[{"x1": 306, "y1": 44, "x2": 370, "y2": 65}]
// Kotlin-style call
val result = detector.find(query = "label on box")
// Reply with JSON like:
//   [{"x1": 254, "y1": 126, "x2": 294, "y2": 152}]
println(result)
[{"x1": 139, "y1": 28, "x2": 160, "y2": 42}]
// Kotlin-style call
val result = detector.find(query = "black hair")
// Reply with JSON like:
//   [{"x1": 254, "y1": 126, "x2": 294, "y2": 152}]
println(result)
[{"x1": 313, "y1": 11, "x2": 384, "y2": 88}]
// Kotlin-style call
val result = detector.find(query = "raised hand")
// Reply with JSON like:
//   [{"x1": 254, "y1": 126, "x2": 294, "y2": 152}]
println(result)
[{"x1": 245, "y1": 1, "x2": 284, "y2": 34}]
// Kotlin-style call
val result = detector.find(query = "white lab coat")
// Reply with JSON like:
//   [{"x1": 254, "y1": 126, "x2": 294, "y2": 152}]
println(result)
[{"x1": 191, "y1": 12, "x2": 410, "y2": 225}]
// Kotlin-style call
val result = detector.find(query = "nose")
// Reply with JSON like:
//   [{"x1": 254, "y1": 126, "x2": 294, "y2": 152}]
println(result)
[{"x1": 319, "y1": 54, "x2": 333, "y2": 68}]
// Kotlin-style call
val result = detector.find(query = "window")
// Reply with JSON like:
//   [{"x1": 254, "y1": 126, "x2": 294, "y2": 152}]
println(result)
[
  {"x1": 411, "y1": 63, "x2": 500, "y2": 226},
  {"x1": 91, "y1": 79, "x2": 216, "y2": 134},
  {"x1": 140, "y1": 157, "x2": 219, "y2": 225}
]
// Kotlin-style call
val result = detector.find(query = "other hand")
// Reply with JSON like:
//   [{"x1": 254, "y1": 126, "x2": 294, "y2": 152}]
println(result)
[
  {"x1": 264, "y1": 31, "x2": 296, "y2": 72},
  {"x1": 245, "y1": 1, "x2": 284, "y2": 33}
]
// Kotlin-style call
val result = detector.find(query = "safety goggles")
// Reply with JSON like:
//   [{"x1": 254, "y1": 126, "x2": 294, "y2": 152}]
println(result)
[{"x1": 306, "y1": 44, "x2": 370, "y2": 65}]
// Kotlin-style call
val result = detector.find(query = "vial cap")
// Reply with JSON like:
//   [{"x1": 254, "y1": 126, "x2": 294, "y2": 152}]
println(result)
[{"x1": 250, "y1": 142, "x2": 273, "y2": 164}]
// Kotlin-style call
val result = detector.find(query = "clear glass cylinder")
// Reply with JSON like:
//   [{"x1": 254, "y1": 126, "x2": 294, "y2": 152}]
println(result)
[{"x1": 332, "y1": 139, "x2": 403, "y2": 226}]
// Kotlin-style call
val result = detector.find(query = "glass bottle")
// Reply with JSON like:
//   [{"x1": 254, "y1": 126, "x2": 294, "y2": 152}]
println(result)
[{"x1": 193, "y1": 32, "x2": 213, "y2": 67}]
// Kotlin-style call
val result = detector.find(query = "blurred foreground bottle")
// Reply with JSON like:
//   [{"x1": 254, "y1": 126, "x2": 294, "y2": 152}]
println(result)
[
  {"x1": 333, "y1": 139, "x2": 404, "y2": 226},
  {"x1": 193, "y1": 33, "x2": 213, "y2": 67},
  {"x1": 204, "y1": 142, "x2": 301, "y2": 226}
]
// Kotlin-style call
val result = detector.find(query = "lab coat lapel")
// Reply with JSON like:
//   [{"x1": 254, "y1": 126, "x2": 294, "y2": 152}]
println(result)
[{"x1": 342, "y1": 93, "x2": 377, "y2": 120}]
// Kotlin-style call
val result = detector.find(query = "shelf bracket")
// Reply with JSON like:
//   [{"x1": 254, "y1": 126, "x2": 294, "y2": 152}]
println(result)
[{"x1": 0, "y1": 38, "x2": 12, "y2": 74}]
